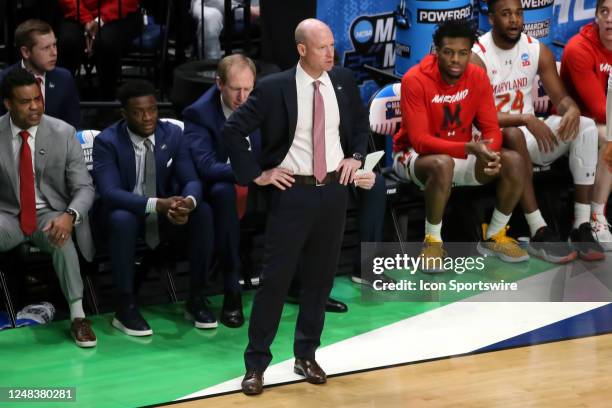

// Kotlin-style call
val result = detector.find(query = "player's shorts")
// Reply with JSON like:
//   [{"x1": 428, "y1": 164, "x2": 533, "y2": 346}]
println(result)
[
  {"x1": 519, "y1": 115, "x2": 597, "y2": 185},
  {"x1": 392, "y1": 149, "x2": 481, "y2": 189}
]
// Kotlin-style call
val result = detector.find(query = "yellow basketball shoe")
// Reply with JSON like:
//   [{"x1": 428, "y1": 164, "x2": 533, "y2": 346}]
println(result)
[
  {"x1": 477, "y1": 224, "x2": 529, "y2": 263},
  {"x1": 419, "y1": 235, "x2": 447, "y2": 273}
]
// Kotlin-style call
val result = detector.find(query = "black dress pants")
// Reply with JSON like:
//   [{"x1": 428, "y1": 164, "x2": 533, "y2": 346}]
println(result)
[{"x1": 244, "y1": 181, "x2": 348, "y2": 370}]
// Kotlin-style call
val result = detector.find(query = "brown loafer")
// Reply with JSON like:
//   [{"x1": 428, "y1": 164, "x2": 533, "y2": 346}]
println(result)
[
  {"x1": 294, "y1": 358, "x2": 326, "y2": 384},
  {"x1": 241, "y1": 369, "x2": 264, "y2": 395},
  {"x1": 71, "y1": 318, "x2": 97, "y2": 348}
]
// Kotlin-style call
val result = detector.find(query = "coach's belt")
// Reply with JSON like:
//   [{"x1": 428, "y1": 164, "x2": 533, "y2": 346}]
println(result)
[{"x1": 292, "y1": 171, "x2": 339, "y2": 186}]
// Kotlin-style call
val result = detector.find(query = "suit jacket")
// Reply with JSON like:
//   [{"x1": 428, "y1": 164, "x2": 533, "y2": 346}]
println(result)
[
  {"x1": 183, "y1": 85, "x2": 261, "y2": 184},
  {"x1": 92, "y1": 120, "x2": 203, "y2": 216},
  {"x1": 0, "y1": 63, "x2": 82, "y2": 129},
  {"x1": 0, "y1": 113, "x2": 95, "y2": 260},
  {"x1": 221, "y1": 66, "x2": 369, "y2": 185}
]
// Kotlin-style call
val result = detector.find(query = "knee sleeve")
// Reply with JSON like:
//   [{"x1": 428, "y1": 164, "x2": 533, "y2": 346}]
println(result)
[{"x1": 569, "y1": 117, "x2": 598, "y2": 185}]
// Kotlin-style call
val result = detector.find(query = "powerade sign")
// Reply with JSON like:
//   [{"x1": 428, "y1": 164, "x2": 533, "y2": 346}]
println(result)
[
  {"x1": 344, "y1": 12, "x2": 396, "y2": 85},
  {"x1": 417, "y1": 4, "x2": 473, "y2": 23},
  {"x1": 522, "y1": 0, "x2": 555, "y2": 10}
]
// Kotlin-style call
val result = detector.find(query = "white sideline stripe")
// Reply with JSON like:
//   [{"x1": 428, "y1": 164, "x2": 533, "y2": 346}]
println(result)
[{"x1": 178, "y1": 300, "x2": 606, "y2": 400}]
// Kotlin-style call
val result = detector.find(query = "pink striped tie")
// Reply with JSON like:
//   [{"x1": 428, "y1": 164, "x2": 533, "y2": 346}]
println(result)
[{"x1": 312, "y1": 80, "x2": 327, "y2": 183}]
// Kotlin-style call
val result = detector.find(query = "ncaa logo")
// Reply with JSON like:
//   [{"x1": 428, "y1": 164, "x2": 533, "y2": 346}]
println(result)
[
  {"x1": 521, "y1": 52, "x2": 530, "y2": 67},
  {"x1": 353, "y1": 20, "x2": 373, "y2": 44}
]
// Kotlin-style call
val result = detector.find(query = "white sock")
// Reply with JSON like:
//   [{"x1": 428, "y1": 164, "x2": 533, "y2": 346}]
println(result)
[
  {"x1": 487, "y1": 208, "x2": 511, "y2": 239},
  {"x1": 425, "y1": 220, "x2": 442, "y2": 241},
  {"x1": 574, "y1": 202, "x2": 591, "y2": 229},
  {"x1": 525, "y1": 210, "x2": 547, "y2": 237},
  {"x1": 70, "y1": 299, "x2": 85, "y2": 321},
  {"x1": 591, "y1": 201, "x2": 606, "y2": 218}
]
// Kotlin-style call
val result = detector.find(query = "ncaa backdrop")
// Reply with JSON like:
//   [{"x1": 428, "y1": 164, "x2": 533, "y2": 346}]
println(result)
[{"x1": 317, "y1": 0, "x2": 599, "y2": 102}]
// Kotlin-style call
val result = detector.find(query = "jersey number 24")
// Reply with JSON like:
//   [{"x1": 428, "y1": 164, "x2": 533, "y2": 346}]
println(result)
[{"x1": 495, "y1": 90, "x2": 524, "y2": 114}]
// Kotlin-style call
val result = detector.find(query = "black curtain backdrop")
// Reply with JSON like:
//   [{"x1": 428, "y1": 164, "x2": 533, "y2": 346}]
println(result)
[{"x1": 259, "y1": 0, "x2": 316, "y2": 70}]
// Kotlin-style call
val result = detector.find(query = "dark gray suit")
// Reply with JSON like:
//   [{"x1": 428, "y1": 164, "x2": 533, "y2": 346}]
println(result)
[{"x1": 0, "y1": 113, "x2": 94, "y2": 302}]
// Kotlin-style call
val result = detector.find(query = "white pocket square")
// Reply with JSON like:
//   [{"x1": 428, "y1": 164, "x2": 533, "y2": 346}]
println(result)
[{"x1": 166, "y1": 158, "x2": 173, "y2": 167}]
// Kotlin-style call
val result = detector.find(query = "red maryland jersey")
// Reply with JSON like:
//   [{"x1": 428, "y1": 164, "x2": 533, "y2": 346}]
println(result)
[{"x1": 393, "y1": 54, "x2": 502, "y2": 158}]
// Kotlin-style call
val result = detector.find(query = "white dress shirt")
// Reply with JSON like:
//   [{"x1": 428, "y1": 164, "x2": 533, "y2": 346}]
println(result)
[{"x1": 279, "y1": 62, "x2": 344, "y2": 175}]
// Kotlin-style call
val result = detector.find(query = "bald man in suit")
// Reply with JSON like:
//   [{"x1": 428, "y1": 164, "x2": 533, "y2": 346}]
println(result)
[{"x1": 223, "y1": 19, "x2": 370, "y2": 394}]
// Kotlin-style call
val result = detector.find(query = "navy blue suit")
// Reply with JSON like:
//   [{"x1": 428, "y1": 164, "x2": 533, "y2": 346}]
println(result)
[
  {"x1": 222, "y1": 66, "x2": 369, "y2": 371},
  {"x1": 92, "y1": 120, "x2": 214, "y2": 297},
  {"x1": 0, "y1": 63, "x2": 81, "y2": 129},
  {"x1": 183, "y1": 86, "x2": 261, "y2": 294}
]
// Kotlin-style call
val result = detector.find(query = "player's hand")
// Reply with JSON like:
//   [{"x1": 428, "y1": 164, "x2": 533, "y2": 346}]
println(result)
[
  {"x1": 336, "y1": 158, "x2": 362, "y2": 185},
  {"x1": 525, "y1": 115, "x2": 558, "y2": 154},
  {"x1": 254, "y1": 167, "x2": 295, "y2": 190},
  {"x1": 557, "y1": 105, "x2": 580, "y2": 142},
  {"x1": 42, "y1": 213, "x2": 74, "y2": 248},
  {"x1": 533, "y1": 94, "x2": 550, "y2": 115},
  {"x1": 353, "y1": 171, "x2": 376, "y2": 190},
  {"x1": 483, "y1": 151, "x2": 502, "y2": 176},
  {"x1": 466, "y1": 140, "x2": 501, "y2": 176},
  {"x1": 604, "y1": 141, "x2": 612, "y2": 173}
]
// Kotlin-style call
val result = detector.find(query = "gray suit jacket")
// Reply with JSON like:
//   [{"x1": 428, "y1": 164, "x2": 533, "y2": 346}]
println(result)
[{"x1": 0, "y1": 113, "x2": 95, "y2": 261}]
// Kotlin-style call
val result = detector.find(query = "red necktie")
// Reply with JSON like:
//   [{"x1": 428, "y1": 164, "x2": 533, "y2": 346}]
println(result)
[
  {"x1": 35, "y1": 77, "x2": 45, "y2": 108},
  {"x1": 19, "y1": 130, "x2": 37, "y2": 235},
  {"x1": 312, "y1": 80, "x2": 327, "y2": 183}
]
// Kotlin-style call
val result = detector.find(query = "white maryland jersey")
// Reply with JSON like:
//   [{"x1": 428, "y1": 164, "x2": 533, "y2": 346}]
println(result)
[{"x1": 473, "y1": 31, "x2": 540, "y2": 115}]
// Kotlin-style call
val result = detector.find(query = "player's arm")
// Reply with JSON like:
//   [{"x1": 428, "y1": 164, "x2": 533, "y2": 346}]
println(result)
[
  {"x1": 538, "y1": 43, "x2": 580, "y2": 141},
  {"x1": 402, "y1": 77, "x2": 468, "y2": 158},
  {"x1": 562, "y1": 42, "x2": 606, "y2": 123},
  {"x1": 473, "y1": 75, "x2": 502, "y2": 152}
]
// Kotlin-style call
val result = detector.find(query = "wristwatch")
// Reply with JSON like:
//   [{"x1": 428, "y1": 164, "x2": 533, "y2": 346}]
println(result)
[
  {"x1": 352, "y1": 152, "x2": 364, "y2": 163},
  {"x1": 65, "y1": 208, "x2": 79, "y2": 225}
]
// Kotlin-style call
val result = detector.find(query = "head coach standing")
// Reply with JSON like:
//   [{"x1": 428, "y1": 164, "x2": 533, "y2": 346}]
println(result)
[{"x1": 221, "y1": 18, "x2": 369, "y2": 395}]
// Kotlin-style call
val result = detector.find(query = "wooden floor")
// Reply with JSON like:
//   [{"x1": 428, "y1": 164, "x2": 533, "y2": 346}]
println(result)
[{"x1": 170, "y1": 334, "x2": 612, "y2": 408}]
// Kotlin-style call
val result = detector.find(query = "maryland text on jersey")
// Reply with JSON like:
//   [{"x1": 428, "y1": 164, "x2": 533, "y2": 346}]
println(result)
[
  {"x1": 431, "y1": 89, "x2": 469, "y2": 104},
  {"x1": 492, "y1": 77, "x2": 528, "y2": 94}
]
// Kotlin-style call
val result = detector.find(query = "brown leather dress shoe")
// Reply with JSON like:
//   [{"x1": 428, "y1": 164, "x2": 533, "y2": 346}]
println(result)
[
  {"x1": 294, "y1": 358, "x2": 327, "y2": 384},
  {"x1": 71, "y1": 318, "x2": 97, "y2": 348},
  {"x1": 241, "y1": 369, "x2": 264, "y2": 395}
]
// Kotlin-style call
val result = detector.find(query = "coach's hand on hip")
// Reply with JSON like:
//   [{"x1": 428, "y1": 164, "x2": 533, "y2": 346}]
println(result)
[{"x1": 254, "y1": 167, "x2": 295, "y2": 190}]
